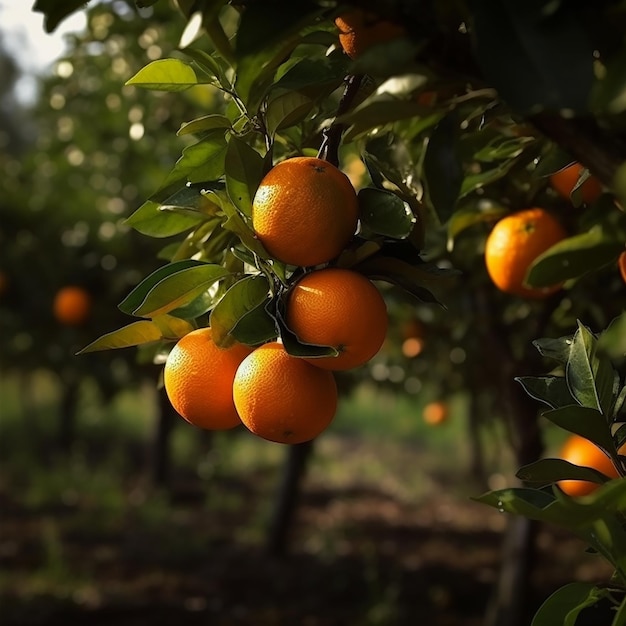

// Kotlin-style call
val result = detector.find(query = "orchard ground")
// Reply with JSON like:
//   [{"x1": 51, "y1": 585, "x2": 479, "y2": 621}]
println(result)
[{"x1": 0, "y1": 371, "x2": 612, "y2": 626}]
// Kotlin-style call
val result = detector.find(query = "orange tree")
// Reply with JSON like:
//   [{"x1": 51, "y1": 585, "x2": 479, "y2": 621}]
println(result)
[{"x1": 35, "y1": 0, "x2": 626, "y2": 623}]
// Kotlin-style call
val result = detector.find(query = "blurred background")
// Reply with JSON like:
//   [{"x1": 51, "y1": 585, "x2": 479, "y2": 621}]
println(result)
[{"x1": 0, "y1": 2, "x2": 621, "y2": 625}]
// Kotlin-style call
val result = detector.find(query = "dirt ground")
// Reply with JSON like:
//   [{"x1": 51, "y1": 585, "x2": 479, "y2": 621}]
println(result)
[{"x1": 0, "y1": 445, "x2": 614, "y2": 626}]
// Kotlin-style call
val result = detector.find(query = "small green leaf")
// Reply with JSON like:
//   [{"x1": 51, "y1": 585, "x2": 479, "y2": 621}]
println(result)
[
  {"x1": 516, "y1": 458, "x2": 615, "y2": 487},
  {"x1": 515, "y1": 376, "x2": 574, "y2": 409},
  {"x1": 542, "y1": 406, "x2": 614, "y2": 453},
  {"x1": 447, "y1": 201, "x2": 508, "y2": 243},
  {"x1": 532, "y1": 335, "x2": 573, "y2": 365},
  {"x1": 152, "y1": 315, "x2": 195, "y2": 340},
  {"x1": 33, "y1": 0, "x2": 92, "y2": 33},
  {"x1": 119, "y1": 260, "x2": 228, "y2": 317},
  {"x1": 177, "y1": 114, "x2": 231, "y2": 136},
  {"x1": 531, "y1": 583, "x2": 600, "y2": 626},
  {"x1": 423, "y1": 113, "x2": 463, "y2": 224},
  {"x1": 133, "y1": 264, "x2": 231, "y2": 318},
  {"x1": 358, "y1": 188, "x2": 415, "y2": 239},
  {"x1": 265, "y1": 90, "x2": 315, "y2": 136},
  {"x1": 225, "y1": 137, "x2": 265, "y2": 218},
  {"x1": 125, "y1": 59, "x2": 203, "y2": 91},
  {"x1": 598, "y1": 311, "x2": 626, "y2": 361},
  {"x1": 77, "y1": 321, "x2": 163, "y2": 354},
  {"x1": 235, "y1": 1, "x2": 323, "y2": 58},
  {"x1": 355, "y1": 256, "x2": 455, "y2": 306},
  {"x1": 567, "y1": 322, "x2": 615, "y2": 415},
  {"x1": 161, "y1": 131, "x2": 229, "y2": 188},
  {"x1": 210, "y1": 275, "x2": 272, "y2": 348},
  {"x1": 126, "y1": 184, "x2": 221, "y2": 238},
  {"x1": 527, "y1": 226, "x2": 624, "y2": 287}
]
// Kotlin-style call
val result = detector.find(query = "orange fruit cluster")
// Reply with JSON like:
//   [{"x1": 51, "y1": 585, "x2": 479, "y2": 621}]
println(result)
[
  {"x1": 164, "y1": 156, "x2": 390, "y2": 444},
  {"x1": 557, "y1": 434, "x2": 621, "y2": 497},
  {"x1": 335, "y1": 10, "x2": 405, "y2": 59},
  {"x1": 53, "y1": 286, "x2": 92, "y2": 326},
  {"x1": 485, "y1": 208, "x2": 567, "y2": 299}
]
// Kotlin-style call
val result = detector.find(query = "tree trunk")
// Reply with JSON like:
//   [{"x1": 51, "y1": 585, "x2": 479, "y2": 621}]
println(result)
[{"x1": 266, "y1": 439, "x2": 314, "y2": 557}]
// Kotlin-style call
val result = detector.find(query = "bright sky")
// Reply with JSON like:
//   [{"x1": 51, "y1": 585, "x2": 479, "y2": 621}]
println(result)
[{"x1": 0, "y1": 1, "x2": 87, "y2": 102}]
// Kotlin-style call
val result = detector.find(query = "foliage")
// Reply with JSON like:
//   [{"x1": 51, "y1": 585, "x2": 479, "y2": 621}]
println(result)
[{"x1": 28, "y1": 0, "x2": 626, "y2": 622}]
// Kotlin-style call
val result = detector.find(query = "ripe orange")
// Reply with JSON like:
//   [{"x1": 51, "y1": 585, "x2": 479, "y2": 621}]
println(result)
[
  {"x1": 423, "y1": 401, "x2": 448, "y2": 426},
  {"x1": 251, "y1": 157, "x2": 358, "y2": 268},
  {"x1": 233, "y1": 342, "x2": 337, "y2": 444},
  {"x1": 53, "y1": 286, "x2": 92, "y2": 326},
  {"x1": 557, "y1": 434, "x2": 620, "y2": 497},
  {"x1": 335, "y1": 10, "x2": 405, "y2": 59},
  {"x1": 163, "y1": 327, "x2": 251, "y2": 430},
  {"x1": 550, "y1": 163, "x2": 602, "y2": 205},
  {"x1": 484, "y1": 208, "x2": 567, "y2": 299},
  {"x1": 285, "y1": 268, "x2": 388, "y2": 371},
  {"x1": 618, "y1": 251, "x2": 626, "y2": 284}
]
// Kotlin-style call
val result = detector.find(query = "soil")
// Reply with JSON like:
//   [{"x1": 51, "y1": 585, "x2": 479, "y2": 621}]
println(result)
[{"x1": 0, "y1": 439, "x2": 614, "y2": 626}]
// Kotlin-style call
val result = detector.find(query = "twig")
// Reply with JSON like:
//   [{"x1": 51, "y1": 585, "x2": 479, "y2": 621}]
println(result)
[{"x1": 318, "y1": 74, "x2": 364, "y2": 166}]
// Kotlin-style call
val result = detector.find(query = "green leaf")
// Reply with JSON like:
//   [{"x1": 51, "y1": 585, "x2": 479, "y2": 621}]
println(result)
[
  {"x1": 531, "y1": 583, "x2": 600, "y2": 626},
  {"x1": 151, "y1": 315, "x2": 195, "y2": 340},
  {"x1": 516, "y1": 458, "x2": 616, "y2": 487},
  {"x1": 274, "y1": 56, "x2": 347, "y2": 94},
  {"x1": 209, "y1": 275, "x2": 272, "y2": 348},
  {"x1": 279, "y1": 309, "x2": 339, "y2": 359},
  {"x1": 598, "y1": 312, "x2": 626, "y2": 361},
  {"x1": 471, "y1": 0, "x2": 594, "y2": 113},
  {"x1": 265, "y1": 90, "x2": 315, "y2": 136},
  {"x1": 133, "y1": 264, "x2": 231, "y2": 318},
  {"x1": 515, "y1": 376, "x2": 574, "y2": 409},
  {"x1": 119, "y1": 260, "x2": 227, "y2": 316},
  {"x1": 230, "y1": 302, "x2": 278, "y2": 347},
  {"x1": 354, "y1": 256, "x2": 453, "y2": 306},
  {"x1": 542, "y1": 406, "x2": 614, "y2": 453},
  {"x1": 177, "y1": 114, "x2": 231, "y2": 136},
  {"x1": 358, "y1": 188, "x2": 415, "y2": 239},
  {"x1": 532, "y1": 335, "x2": 573, "y2": 365},
  {"x1": 161, "y1": 130, "x2": 229, "y2": 188},
  {"x1": 526, "y1": 226, "x2": 625, "y2": 287},
  {"x1": 220, "y1": 200, "x2": 270, "y2": 258},
  {"x1": 447, "y1": 201, "x2": 508, "y2": 243},
  {"x1": 125, "y1": 59, "x2": 204, "y2": 91},
  {"x1": 33, "y1": 0, "x2": 92, "y2": 33},
  {"x1": 235, "y1": 0, "x2": 323, "y2": 58},
  {"x1": 125, "y1": 185, "x2": 218, "y2": 238},
  {"x1": 459, "y1": 159, "x2": 518, "y2": 198},
  {"x1": 567, "y1": 322, "x2": 616, "y2": 415},
  {"x1": 224, "y1": 137, "x2": 265, "y2": 218},
  {"x1": 77, "y1": 321, "x2": 163, "y2": 354},
  {"x1": 180, "y1": 47, "x2": 227, "y2": 85},
  {"x1": 423, "y1": 113, "x2": 463, "y2": 224}
]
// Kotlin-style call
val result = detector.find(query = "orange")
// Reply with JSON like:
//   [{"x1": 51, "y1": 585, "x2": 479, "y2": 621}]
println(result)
[
  {"x1": 252, "y1": 157, "x2": 358, "y2": 267},
  {"x1": 550, "y1": 163, "x2": 602, "y2": 205},
  {"x1": 233, "y1": 341, "x2": 337, "y2": 444},
  {"x1": 423, "y1": 401, "x2": 448, "y2": 426},
  {"x1": 285, "y1": 268, "x2": 388, "y2": 371},
  {"x1": 53, "y1": 286, "x2": 92, "y2": 326},
  {"x1": 163, "y1": 327, "x2": 251, "y2": 430},
  {"x1": 485, "y1": 208, "x2": 567, "y2": 298},
  {"x1": 619, "y1": 251, "x2": 626, "y2": 284},
  {"x1": 557, "y1": 434, "x2": 620, "y2": 497},
  {"x1": 335, "y1": 10, "x2": 405, "y2": 59}
]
